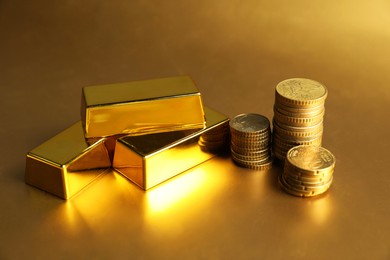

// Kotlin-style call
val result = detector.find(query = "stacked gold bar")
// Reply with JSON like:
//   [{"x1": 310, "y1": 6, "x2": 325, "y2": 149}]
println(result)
[
  {"x1": 25, "y1": 122, "x2": 111, "y2": 199},
  {"x1": 272, "y1": 78, "x2": 327, "y2": 161},
  {"x1": 278, "y1": 145, "x2": 335, "y2": 197},
  {"x1": 81, "y1": 76, "x2": 206, "y2": 138},
  {"x1": 26, "y1": 76, "x2": 230, "y2": 198},
  {"x1": 113, "y1": 107, "x2": 229, "y2": 190},
  {"x1": 230, "y1": 114, "x2": 273, "y2": 170}
]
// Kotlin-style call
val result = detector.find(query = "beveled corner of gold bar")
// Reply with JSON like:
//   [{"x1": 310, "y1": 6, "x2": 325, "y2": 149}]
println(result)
[
  {"x1": 25, "y1": 122, "x2": 111, "y2": 199},
  {"x1": 112, "y1": 106, "x2": 230, "y2": 190},
  {"x1": 81, "y1": 75, "x2": 206, "y2": 138}
]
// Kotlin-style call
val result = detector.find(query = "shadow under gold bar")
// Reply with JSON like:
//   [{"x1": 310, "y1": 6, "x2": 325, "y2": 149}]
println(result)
[
  {"x1": 81, "y1": 75, "x2": 206, "y2": 138},
  {"x1": 112, "y1": 107, "x2": 230, "y2": 190},
  {"x1": 25, "y1": 122, "x2": 111, "y2": 199}
]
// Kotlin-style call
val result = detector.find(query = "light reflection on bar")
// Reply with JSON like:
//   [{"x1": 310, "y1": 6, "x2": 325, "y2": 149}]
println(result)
[
  {"x1": 145, "y1": 168, "x2": 208, "y2": 214},
  {"x1": 25, "y1": 122, "x2": 111, "y2": 199},
  {"x1": 81, "y1": 76, "x2": 206, "y2": 138},
  {"x1": 113, "y1": 106, "x2": 230, "y2": 190}
]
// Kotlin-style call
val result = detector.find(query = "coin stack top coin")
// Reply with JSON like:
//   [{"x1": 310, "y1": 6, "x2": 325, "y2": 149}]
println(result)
[
  {"x1": 230, "y1": 114, "x2": 272, "y2": 170},
  {"x1": 272, "y1": 78, "x2": 328, "y2": 161},
  {"x1": 278, "y1": 145, "x2": 335, "y2": 197}
]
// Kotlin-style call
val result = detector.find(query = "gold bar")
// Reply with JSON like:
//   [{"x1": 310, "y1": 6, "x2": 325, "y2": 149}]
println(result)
[
  {"x1": 86, "y1": 134, "x2": 126, "y2": 162},
  {"x1": 25, "y1": 122, "x2": 111, "y2": 199},
  {"x1": 81, "y1": 76, "x2": 206, "y2": 138},
  {"x1": 112, "y1": 107, "x2": 230, "y2": 190}
]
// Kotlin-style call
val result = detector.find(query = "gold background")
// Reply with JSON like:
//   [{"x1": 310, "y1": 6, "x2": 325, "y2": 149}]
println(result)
[{"x1": 1, "y1": 0, "x2": 390, "y2": 258}]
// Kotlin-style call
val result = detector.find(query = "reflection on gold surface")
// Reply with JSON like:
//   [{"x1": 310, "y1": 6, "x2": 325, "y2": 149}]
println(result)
[
  {"x1": 56, "y1": 171, "x2": 140, "y2": 232},
  {"x1": 146, "y1": 168, "x2": 208, "y2": 214},
  {"x1": 81, "y1": 76, "x2": 205, "y2": 138},
  {"x1": 306, "y1": 194, "x2": 332, "y2": 226},
  {"x1": 25, "y1": 122, "x2": 111, "y2": 199},
  {"x1": 144, "y1": 158, "x2": 230, "y2": 237},
  {"x1": 87, "y1": 134, "x2": 127, "y2": 162},
  {"x1": 55, "y1": 162, "x2": 230, "y2": 237},
  {"x1": 113, "y1": 107, "x2": 230, "y2": 190}
]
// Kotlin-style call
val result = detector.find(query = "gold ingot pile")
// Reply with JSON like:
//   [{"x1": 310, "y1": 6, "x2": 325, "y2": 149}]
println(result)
[
  {"x1": 272, "y1": 78, "x2": 328, "y2": 161},
  {"x1": 278, "y1": 145, "x2": 335, "y2": 197},
  {"x1": 230, "y1": 114, "x2": 273, "y2": 170},
  {"x1": 25, "y1": 76, "x2": 230, "y2": 199}
]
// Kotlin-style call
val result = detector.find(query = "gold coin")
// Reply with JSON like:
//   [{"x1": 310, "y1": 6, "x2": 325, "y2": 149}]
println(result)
[
  {"x1": 231, "y1": 143, "x2": 271, "y2": 154},
  {"x1": 279, "y1": 174, "x2": 331, "y2": 197},
  {"x1": 233, "y1": 157, "x2": 273, "y2": 170},
  {"x1": 273, "y1": 120, "x2": 323, "y2": 138},
  {"x1": 272, "y1": 142, "x2": 295, "y2": 156},
  {"x1": 231, "y1": 149, "x2": 270, "y2": 161},
  {"x1": 273, "y1": 107, "x2": 325, "y2": 127},
  {"x1": 272, "y1": 131, "x2": 322, "y2": 144},
  {"x1": 272, "y1": 133, "x2": 322, "y2": 150},
  {"x1": 286, "y1": 145, "x2": 336, "y2": 173},
  {"x1": 274, "y1": 104, "x2": 325, "y2": 117},
  {"x1": 283, "y1": 168, "x2": 334, "y2": 182},
  {"x1": 272, "y1": 149, "x2": 286, "y2": 162},
  {"x1": 201, "y1": 136, "x2": 229, "y2": 143},
  {"x1": 272, "y1": 135, "x2": 319, "y2": 151},
  {"x1": 284, "y1": 160, "x2": 334, "y2": 177},
  {"x1": 285, "y1": 179, "x2": 332, "y2": 192},
  {"x1": 279, "y1": 180, "x2": 310, "y2": 197},
  {"x1": 230, "y1": 114, "x2": 270, "y2": 135},
  {"x1": 230, "y1": 129, "x2": 270, "y2": 140},
  {"x1": 231, "y1": 138, "x2": 270, "y2": 147},
  {"x1": 284, "y1": 174, "x2": 333, "y2": 187},
  {"x1": 231, "y1": 145, "x2": 270, "y2": 155},
  {"x1": 272, "y1": 143, "x2": 290, "y2": 158},
  {"x1": 275, "y1": 78, "x2": 328, "y2": 108},
  {"x1": 200, "y1": 132, "x2": 229, "y2": 140},
  {"x1": 230, "y1": 133, "x2": 271, "y2": 142},
  {"x1": 198, "y1": 140, "x2": 227, "y2": 149}
]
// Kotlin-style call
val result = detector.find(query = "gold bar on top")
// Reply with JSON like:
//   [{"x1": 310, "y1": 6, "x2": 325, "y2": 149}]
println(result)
[
  {"x1": 81, "y1": 76, "x2": 206, "y2": 138},
  {"x1": 25, "y1": 122, "x2": 111, "y2": 199},
  {"x1": 112, "y1": 107, "x2": 230, "y2": 190}
]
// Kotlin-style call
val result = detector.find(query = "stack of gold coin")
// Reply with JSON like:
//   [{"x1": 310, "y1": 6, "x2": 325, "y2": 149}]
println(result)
[
  {"x1": 278, "y1": 145, "x2": 335, "y2": 197},
  {"x1": 199, "y1": 123, "x2": 230, "y2": 152},
  {"x1": 272, "y1": 78, "x2": 328, "y2": 161},
  {"x1": 230, "y1": 113, "x2": 272, "y2": 170}
]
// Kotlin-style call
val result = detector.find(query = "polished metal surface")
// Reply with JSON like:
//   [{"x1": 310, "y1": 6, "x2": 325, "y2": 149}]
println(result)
[
  {"x1": 82, "y1": 76, "x2": 205, "y2": 138},
  {"x1": 1, "y1": 0, "x2": 390, "y2": 258},
  {"x1": 25, "y1": 122, "x2": 111, "y2": 199},
  {"x1": 113, "y1": 107, "x2": 229, "y2": 190}
]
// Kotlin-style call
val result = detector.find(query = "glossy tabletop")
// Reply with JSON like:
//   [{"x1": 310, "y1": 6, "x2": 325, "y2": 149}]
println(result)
[{"x1": 1, "y1": 0, "x2": 390, "y2": 258}]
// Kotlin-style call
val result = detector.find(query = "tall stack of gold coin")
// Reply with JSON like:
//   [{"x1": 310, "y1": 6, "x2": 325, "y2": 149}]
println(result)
[
  {"x1": 230, "y1": 114, "x2": 273, "y2": 170},
  {"x1": 272, "y1": 78, "x2": 328, "y2": 161},
  {"x1": 279, "y1": 145, "x2": 335, "y2": 197}
]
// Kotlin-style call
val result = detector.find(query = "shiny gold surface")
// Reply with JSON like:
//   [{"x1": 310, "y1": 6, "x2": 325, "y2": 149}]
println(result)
[
  {"x1": 113, "y1": 107, "x2": 229, "y2": 190},
  {"x1": 25, "y1": 122, "x2": 111, "y2": 199},
  {"x1": 276, "y1": 78, "x2": 327, "y2": 105},
  {"x1": 2, "y1": 1, "x2": 390, "y2": 258},
  {"x1": 280, "y1": 145, "x2": 336, "y2": 197},
  {"x1": 81, "y1": 76, "x2": 205, "y2": 138}
]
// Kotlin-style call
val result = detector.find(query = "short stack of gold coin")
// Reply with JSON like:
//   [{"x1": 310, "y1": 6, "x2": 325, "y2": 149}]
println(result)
[
  {"x1": 230, "y1": 114, "x2": 273, "y2": 170},
  {"x1": 199, "y1": 122, "x2": 230, "y2": 152},
  {"x1": 278, "y1": 145, "x2": 335, "y2": 197},
  {"x1": 272, "y1": 78, "x2": 328, "y2": 161}
]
